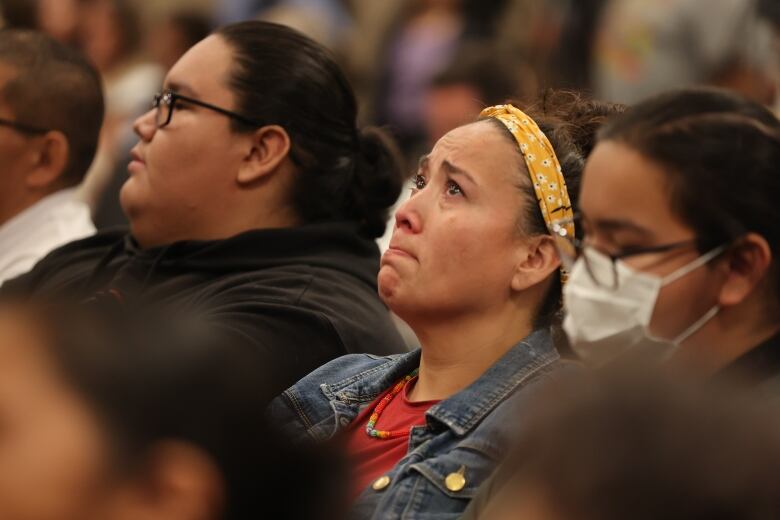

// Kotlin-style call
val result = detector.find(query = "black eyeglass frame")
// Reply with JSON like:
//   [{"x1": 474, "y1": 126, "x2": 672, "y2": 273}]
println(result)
[
  {"x1": 152, "y1": 89, "x2": 264, "y2": 129},
  {"x1": 0, "y1": 116, "x2": 49, "y2": 134},
  {"x1": 549, "y1": 216, "x2": 721, "y2": 290}
]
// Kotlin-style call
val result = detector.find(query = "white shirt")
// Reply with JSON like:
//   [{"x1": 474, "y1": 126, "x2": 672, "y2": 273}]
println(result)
[{"x1": 0, "y1": 189, "x2": 96, "y2": 284}]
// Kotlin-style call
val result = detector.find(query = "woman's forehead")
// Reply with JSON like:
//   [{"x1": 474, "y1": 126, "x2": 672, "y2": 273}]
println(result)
[{"x1": 430, "y1": 121, "x2": 521, "y2": 176}]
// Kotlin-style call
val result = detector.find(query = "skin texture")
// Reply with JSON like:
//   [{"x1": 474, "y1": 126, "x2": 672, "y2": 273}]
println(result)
[
  {"x1": 579, "y1": 140, "x2": 778, "y2": 372},
  {"x1": 379, "y1": 120, "x2": 560, "y2": 401},
  {"x1": 123, "y1": 34, "x2": 297, "y2": 249}
]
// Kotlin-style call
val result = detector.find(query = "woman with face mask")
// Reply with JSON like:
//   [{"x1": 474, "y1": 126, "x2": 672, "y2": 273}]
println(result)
[
  {"x1": 557, "y1": 87, "x2": 780, "y2": 382},
  {"x1": 269, "y1": 92, "x2": 622, "y2": 519}
]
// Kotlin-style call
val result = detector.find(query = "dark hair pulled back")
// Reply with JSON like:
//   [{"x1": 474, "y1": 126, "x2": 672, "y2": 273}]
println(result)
[{"x1": 216, "y1": 21, "x2": 404, "y2": 238}]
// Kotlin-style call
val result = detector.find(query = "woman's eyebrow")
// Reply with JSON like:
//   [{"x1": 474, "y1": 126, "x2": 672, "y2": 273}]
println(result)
[
  {"x1": 442, "y1": 159, "x2": 476, "y2": 185},
  {"x1": 593, "y1": 217, "x2": 653, "y2": 237}
]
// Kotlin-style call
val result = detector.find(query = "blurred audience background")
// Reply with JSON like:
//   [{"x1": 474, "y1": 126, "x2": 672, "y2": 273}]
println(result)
[{"x1": 1, "y1": 0, "x2": 777, "y2": 231}]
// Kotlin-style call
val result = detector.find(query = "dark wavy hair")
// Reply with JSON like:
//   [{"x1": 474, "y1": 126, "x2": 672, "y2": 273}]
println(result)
[{"x1": 216, "y1": 21, "x2": 404, "y2": 238}]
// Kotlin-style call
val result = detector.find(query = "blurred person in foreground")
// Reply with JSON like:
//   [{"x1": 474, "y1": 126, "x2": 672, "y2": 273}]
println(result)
[
  {"x1": 479, "y1": 365, "x2": 780, "y2": 520},
  {"x1": 559, "y1": 88, "x2": 780, "y2": 387},
  {"x1": 0, "y1": 294, "x2": 346, "y2": 520},
  {"x1": 2, "y1": 21, "x2": 408, "y2": 400},
  {"x1": 270, "y1": 92, "x2": 622, "y2": 518},
  {"x1": 0, "y1": 29, "x2": 100, "y2": 284}
]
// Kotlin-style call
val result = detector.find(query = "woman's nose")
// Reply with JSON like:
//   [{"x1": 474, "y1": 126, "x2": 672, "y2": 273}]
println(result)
[{"x1": 394, "y1": 194, "x2": 424, "y2": 234}]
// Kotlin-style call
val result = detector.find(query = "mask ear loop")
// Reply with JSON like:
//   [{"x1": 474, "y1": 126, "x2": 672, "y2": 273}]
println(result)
[
  {"x1": 656, "y1": 244, "x2": 731, "y2": 360},
  {"x1": 659, "y1": 244, "x2": 728, "y2": 286}
]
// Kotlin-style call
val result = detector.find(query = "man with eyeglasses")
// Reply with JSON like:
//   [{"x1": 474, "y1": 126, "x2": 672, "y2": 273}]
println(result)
[
  {"x1": 1, "y1": 22, "x2": 409, "y2": 403},
  {"x1": 0, "y1": 29, "x2": 102, "y2": 284}
]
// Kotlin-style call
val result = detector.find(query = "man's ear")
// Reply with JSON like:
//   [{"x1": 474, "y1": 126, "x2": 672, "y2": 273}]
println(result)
[
  {"x1": 25, "y1": 130, "x2": 70, "y2": 189},
  {"x1": 511, "y1": 235, "x2": 561, "y2": 292},
  {"x1": 237, "y1": 125, "x2": 292, "y2": 185},
  {"x1": 717, "y1": 232, "x2": 773, "y2": 307}
]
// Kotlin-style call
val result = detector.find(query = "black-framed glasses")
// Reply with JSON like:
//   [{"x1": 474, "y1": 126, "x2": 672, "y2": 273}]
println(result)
[
  {"x1": 0, "y1": 116, "x2": 48, "y2": 134},
  {"x1": 549, "y1": 215, "x2": 704, "y2": 289},
  {"x1": 152, "y1": 90, "x2": 264, "y2": 129}
]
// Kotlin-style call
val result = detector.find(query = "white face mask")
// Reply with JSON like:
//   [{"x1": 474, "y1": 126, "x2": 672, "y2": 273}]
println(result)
[{"x1": 563, "y1": 245, "x2": 726, "y2": 366}]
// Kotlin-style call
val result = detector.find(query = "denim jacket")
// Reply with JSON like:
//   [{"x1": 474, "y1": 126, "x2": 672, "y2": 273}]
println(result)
[{"x1": 268, "y1": 328, "x2": 572, "y2": 519}]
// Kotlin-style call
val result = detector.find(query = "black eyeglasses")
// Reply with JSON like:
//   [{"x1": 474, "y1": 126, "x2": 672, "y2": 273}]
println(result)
[
  {"x1": 0, "y1": 116, "x2": 48, "y2": 134},
  {"x1": 152, "y1": 90, "x2": 263, "y2": 128},
  {"x1": 549, "y1": 215, "x2": 708, "y2": 289}
]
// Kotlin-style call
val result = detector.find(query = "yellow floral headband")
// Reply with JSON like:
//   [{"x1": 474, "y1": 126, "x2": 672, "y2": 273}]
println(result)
[{"x1": 480, "y1": 104, "x2": 575, "y2": 281}]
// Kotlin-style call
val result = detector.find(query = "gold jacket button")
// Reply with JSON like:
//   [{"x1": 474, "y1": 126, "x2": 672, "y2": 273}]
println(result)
[
  {"x1": 445, "y1": 466, "x2": 466, "y2": 492},
  {"x1": 372, "y1": 475, "x2": 391, "y2": 491}
]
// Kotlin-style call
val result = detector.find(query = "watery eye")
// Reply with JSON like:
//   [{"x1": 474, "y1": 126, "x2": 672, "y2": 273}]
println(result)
[
  {"x1": 412, "y1": 174, "x2": 426, "y2": 190},
  {"x1": 446, "y1": 181, "x2": 463, "y2": 196}
]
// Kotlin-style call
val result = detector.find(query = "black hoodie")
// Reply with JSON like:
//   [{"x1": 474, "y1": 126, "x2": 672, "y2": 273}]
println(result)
[{"x1": 2, "y1": 222, "x2": 408, "y2": 396}]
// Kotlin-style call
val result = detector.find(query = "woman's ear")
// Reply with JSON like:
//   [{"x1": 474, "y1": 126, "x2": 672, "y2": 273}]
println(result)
[
  {"x1": 511, "y1": 235, "x2": 561, "y2": 292},
  {"x1": 717, "y1": 232, "x2": 773, "y2": 308},
  {"x1": 237, "y1": 125, "x2": 292, "y2": 185}
]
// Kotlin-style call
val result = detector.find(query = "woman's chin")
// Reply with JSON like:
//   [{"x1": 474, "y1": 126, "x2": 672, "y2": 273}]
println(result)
[{"x1": 378, "y1": 266, "x2": 405, "y2": 305}]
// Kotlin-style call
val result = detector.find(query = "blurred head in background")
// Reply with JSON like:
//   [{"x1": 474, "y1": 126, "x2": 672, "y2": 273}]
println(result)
[
  {"x1": 0, "y1": 29, "x2": 103, "y2": 226},
  {"x1": 77, "y1": 0, "x2": 142, "y2": 75},
  {"x1": 0, "y1": 295, "x2": 346, "y2": 520},
  {"x1": 35, "y1": 0, "x2": 80, "y2": 45},
  {"x1": 593, "y1": 0, "x2": 778, "y2": 106},
  {"x1": 422, "y1": 44, "x2": 518, "y2": 145},
  {"x1": 146, "y1": 10, "x2": 211, "y2": 72}
]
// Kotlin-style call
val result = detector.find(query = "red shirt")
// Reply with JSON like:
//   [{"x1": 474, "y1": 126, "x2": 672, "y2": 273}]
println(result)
[{"x1": 343, "y1": 376, "x2": 439, "y2": 500}]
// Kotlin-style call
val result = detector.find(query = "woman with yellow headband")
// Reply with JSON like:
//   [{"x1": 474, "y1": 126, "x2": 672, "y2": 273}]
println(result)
[{"x1": 269, "y1": 93, "x2": 621, "y2": 518}]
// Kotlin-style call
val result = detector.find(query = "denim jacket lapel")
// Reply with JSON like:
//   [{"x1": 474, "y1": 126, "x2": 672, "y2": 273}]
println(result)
[{"x1": 425, "y1": 328, "x2": 559, "y2": 436}]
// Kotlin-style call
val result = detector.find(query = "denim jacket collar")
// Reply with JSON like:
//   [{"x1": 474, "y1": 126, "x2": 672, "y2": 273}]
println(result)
[{"x1": 320, "y1": 328, "x2": 558, "y2": 437}]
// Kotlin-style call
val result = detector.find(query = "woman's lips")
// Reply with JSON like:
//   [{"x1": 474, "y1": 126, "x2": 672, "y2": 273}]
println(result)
[{"x1": 384, "y1": 245, "x2": 416, "y2": 261}]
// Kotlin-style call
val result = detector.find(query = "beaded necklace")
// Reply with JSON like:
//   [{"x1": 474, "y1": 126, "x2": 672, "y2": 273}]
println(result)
[{"x1": 365, "y1": 369, "x2": 419, "y2": 439}]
